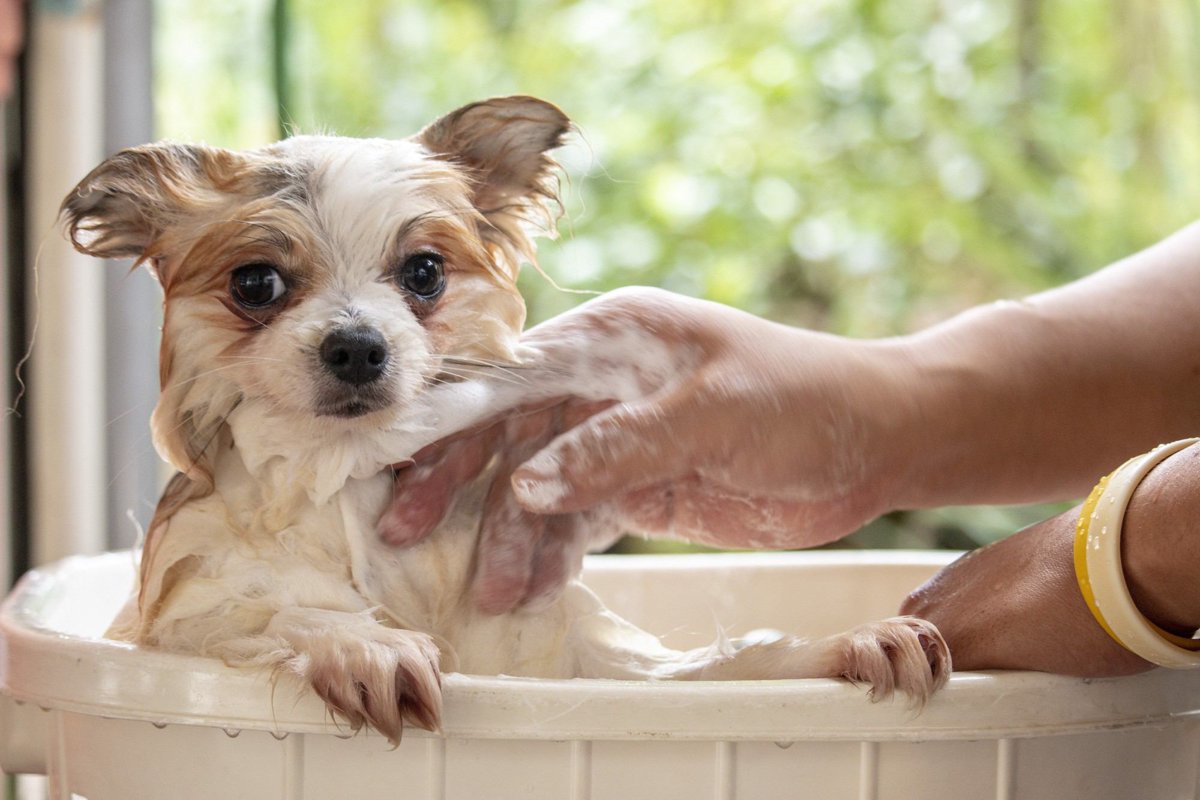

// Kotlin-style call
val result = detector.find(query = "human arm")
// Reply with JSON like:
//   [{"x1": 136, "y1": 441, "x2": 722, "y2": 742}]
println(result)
[
  {"x1": 888, "y1": 220, "x2": 1200, "y2": 509},
  {"x1": 900, "y1": 442, "x2": 1200, "y2": 675},
  {"x1": 505, "y1": 221, "x2": 1200, "y2": 516}
]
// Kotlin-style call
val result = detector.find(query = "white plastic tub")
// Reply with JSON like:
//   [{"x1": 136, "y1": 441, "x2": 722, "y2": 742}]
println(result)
[{"x1": 2, "y1": 551, "x2": 1199, "y2": 800}]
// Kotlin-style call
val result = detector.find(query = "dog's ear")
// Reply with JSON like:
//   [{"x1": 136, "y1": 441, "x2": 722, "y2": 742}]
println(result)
[
  {"x1": 416, "y1": 96, "x2": 571, "y2": 278},
  {"x1": 62, "y1": 143, "x2": 251, "y2": 489},
  {"x1": 60, "y1": 142, "x2": 247, "y2": 275}
]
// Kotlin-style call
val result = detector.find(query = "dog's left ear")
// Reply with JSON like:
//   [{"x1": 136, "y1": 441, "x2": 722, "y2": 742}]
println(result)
[
  {"x1": 59, "y1": 142, "x2": 266, "y2": 290},
  {"x1": 416, "y1": 96, "x2": 571, "y2": 278}
]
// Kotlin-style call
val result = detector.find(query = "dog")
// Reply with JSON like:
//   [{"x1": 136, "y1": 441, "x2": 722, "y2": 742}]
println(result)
[{"x1": 60, "y1": 96, "x2": 949, "y2": 743}]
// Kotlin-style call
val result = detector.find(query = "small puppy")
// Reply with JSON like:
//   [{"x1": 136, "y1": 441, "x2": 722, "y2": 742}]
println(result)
[{"x1": 61, "y1": 96, "x2": 948, "y2": 742}]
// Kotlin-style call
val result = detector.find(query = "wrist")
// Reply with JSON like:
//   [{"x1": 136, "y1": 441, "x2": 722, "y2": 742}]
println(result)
[
  {"x1": 863, "y1": 329, "x2": 979, "y2": 511},
  {"x1": 1121, "y1": 443, "x2": 1200, "y2": 636},
  {"x1": 747, "y1": 325, "x2": 914, "y2": 526},
  {"x1": 833, "y1": 335, "x2": 928, "y2": 517}
]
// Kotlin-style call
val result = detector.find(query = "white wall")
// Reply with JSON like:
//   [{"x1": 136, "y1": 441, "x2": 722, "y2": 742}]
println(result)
[{"x1": 26, "y1": 5, "x2": 106, "y2": 565}]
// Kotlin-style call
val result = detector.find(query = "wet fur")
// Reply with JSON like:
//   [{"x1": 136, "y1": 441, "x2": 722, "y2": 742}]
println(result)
[{"x1": 62, "y1": 96, "x2": 949, "y2": 744}]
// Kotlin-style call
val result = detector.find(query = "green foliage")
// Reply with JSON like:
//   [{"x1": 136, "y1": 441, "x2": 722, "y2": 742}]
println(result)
[{"x1": 155, "y1": 0, "x2": 1200, "y2": 549}]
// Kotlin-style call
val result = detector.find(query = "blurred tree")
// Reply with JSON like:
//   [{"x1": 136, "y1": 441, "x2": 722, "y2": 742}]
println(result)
[{"x1": 155, "y1": 0, "x2": 1200, "y2": 549}]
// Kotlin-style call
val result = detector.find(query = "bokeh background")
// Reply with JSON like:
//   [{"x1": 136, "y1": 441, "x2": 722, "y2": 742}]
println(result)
[
  {"x1": 155, "y1": 0, "x2": 1200, "y2": 551},
  {"x1": 5, "y1": 0, "x2": 1200, "y2": 574}
]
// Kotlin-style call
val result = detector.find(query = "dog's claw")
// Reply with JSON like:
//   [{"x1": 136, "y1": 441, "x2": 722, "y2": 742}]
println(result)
[{"x1": 839, "y1": 616, "x2": 951, "y2": 707}]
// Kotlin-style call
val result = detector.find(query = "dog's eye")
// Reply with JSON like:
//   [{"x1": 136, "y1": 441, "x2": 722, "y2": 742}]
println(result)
[
  {"x1": 231, "y1": 264, "x2": 287, "y2": 308},
  {"x1": 397, "y1": 253, "x2": 446, "y2": 300}
]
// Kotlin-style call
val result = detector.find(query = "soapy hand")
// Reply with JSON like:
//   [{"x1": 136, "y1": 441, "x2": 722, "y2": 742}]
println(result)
[
  {"x1": 380, "y1": 397, "x2": 623, "y2": 613},
  {"x1": 380, "y1": 287, "x2": 914, "y2": 612}
]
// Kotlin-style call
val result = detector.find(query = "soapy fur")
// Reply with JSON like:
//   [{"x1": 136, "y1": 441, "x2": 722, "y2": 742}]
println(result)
[{"x1": 62, "y1": 96, "x2": 949, "y2": 743}]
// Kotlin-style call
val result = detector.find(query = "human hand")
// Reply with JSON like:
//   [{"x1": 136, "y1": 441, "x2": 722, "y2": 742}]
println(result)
[
  {"x1": 899, "y1": 509, "x2": 1149, "y2": 676},
  {"x1": 901, "y1": 441, "x2": 1200, "y2": 675},
  {"x1": 381, "y1": 286, "x2": 918, "y2": 611},
  {"x1": 380, "y1": 397, "x2": 623, "y2": 614}
]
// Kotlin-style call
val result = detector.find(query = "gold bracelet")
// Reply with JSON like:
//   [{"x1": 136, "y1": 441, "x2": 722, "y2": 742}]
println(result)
[{"x1": 1073, "y1": 438, "x2": 1200, "y2": 668}]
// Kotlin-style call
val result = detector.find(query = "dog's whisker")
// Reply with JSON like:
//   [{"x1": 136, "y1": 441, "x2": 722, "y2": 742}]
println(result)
[
  {"x1": 435, "y1": 356, "x2": 541, "y2": 386},
  {"x1": 441, "y1": 356, "x2": 577, "y2": 384},
  {"x1": 432, "y1": 366, "x2": 530, "y2": 388},
  {"x1": 439, "y1": 363, "x2": 530, "y2": 382},
  {"x1": 221, "y1": 355, "x2": 288, "y2": 368},
  {"x1": 437, "y1": 354, "x2": 538, "y2": 371},
  {"x1": 161, "y1": 355, "x2": 296, "y2": 394},
  {"x1": 436, "y1": 364, "x2": 535, "y2": 387},
  {"x1": 423, "y1": 363, "x2": 527, "y2": 389}
]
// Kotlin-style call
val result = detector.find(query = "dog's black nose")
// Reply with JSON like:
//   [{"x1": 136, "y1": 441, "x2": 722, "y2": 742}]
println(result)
[{"x1": 320, "y1": 327, "x2": 388, "y2": 386}]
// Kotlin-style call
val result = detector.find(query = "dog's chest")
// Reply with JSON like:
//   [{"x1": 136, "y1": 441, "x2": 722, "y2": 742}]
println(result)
[
  {"x1": 210, "y1": 446, "x2": 578, "y2": 677},
  {"x1": 213, "y1": 447, "x2": 466, "y2": 617}
]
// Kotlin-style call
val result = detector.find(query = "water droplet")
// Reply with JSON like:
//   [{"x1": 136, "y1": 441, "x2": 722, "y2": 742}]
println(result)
[
  {"x1": 1100, "y1": 526, "x2": 1108, "y2": 536},
  {"x1": 774, "y1": 741, "x2": 795, "y2": 750},
  {"x1": 223, "y1": 728, "x2": 241, "y2": 738},
  {"x1": 334, "y1": 731, "x2": 354, "y2": 740},
  {"x1": 1109, "y1": 497, "x2": 1116, "y2": 504},
  {"x1": 152, "y1": 721, "x2": 168, "y2": 730},
  {"x1": 271, "y1": 731, "x2": 289, "y2": 741}
]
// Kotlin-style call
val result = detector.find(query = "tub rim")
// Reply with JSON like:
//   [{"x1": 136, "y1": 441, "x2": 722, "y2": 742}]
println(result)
[{"x1": 3, "y1": 550, "x2": 1199, "y2": 743}]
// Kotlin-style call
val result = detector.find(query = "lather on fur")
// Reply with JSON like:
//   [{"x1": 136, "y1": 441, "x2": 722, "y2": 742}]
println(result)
[{"x1": 61, "y1": 96, "x2": 949, "y2": 743}]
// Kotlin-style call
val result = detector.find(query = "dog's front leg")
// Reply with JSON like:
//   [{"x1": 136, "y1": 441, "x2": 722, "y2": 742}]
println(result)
[
  {"x1": 259, "y1": 607, "x2": 442, "y2": 742},
  {"x1": 566, "y1": 589, "x2": 949, "y2": 705},
  {"x1": 674, "y1": 617, "x2": 951, "y2": 706}
]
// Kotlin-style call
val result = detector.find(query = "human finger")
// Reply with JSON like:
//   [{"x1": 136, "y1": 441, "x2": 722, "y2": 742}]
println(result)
[
  {"x1": 474, "y1": 477, "x2": 544, "y2": 614},
  {"x1": 471, "y1": 405, "x2": 566, "y2": 612},
  {"x1": 378, "y1": 429, "x2": 496, "y2": 546},
  {"x1": 510, "y1": 395, "x2": 695, "y2": 514},
  {"x1": 519, "y1": 512, "x2": 590, "y2": 612}
]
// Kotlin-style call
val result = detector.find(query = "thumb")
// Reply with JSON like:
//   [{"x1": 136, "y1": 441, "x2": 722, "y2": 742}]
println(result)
[{"x1": 510, "y1": 398, "x2": 693, "y2": 514}]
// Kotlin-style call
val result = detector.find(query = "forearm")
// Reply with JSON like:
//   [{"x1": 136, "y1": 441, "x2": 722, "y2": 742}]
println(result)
[
  {"x1": 886, "y1": 221, "x2": 1200, "y2": 508},
  {"x1": 904, "y1": 441, "x2": 1200, "y2": 675}
]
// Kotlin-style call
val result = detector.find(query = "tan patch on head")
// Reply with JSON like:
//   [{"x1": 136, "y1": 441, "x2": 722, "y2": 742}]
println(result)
[
  {"x1": 61, "y1": 144, "x2": 296, "y2": 274},
  {"x1": 389, "y1": 210, "x2": 525, "y2": 363},
  {"x1": 162, "y1": 200, "x2": 323, "y2": 327}
]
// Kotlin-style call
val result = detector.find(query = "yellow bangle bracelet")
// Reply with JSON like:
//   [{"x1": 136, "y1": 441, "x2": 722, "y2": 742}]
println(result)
[{"x1": 1073, "y1": 437, "x2": 1200, "y2": 668}]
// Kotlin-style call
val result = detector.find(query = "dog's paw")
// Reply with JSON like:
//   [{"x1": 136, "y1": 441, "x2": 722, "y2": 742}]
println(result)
[
  {"x1": 305, "y1": 626, "x2": 442, "y2": 742},
  {"x1": 838, "y1": 616, "x2": 950, "y2": 706},
  {"x1": 268, "y1": 609, "x2": 443, "y2": 743}
]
